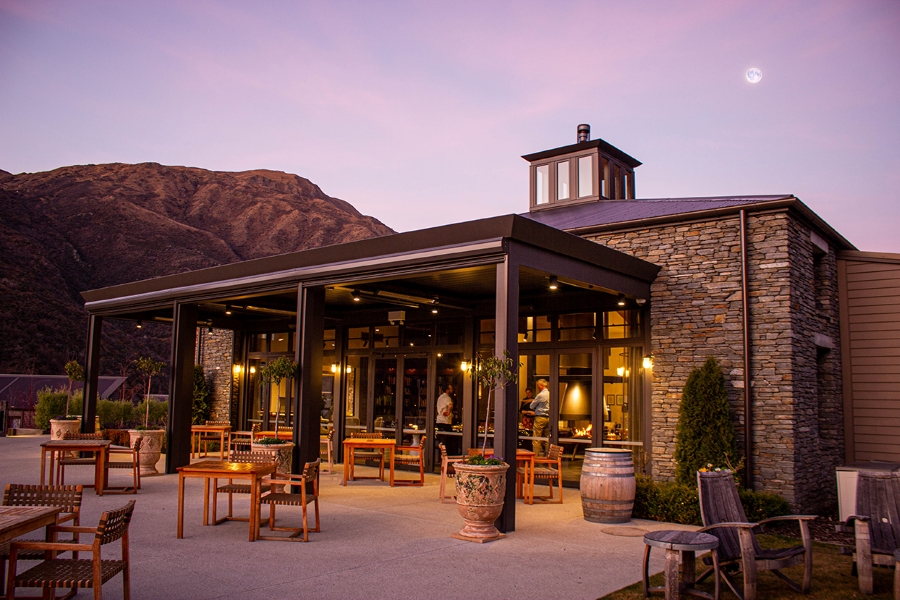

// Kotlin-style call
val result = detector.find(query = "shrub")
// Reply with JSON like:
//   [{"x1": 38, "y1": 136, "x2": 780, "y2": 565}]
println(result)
[
  {"x1": 674, "y1": 357, "x2": 739, "y2": 486},
  {"x1": 96, "y1": 399, "x2": 135, "y2": 429},
  {"x1": 740, "y1": 488, "x2": 791, "y2": 521},
  {"x1": 134, "y1": 399, "x2": 168, "y2": 428},
  {"x1": 192, "y1": 365, "x2": 212, "y2": 425},
  {"x1": 35, "y1": 388, "x2": 83, "y2": 431}
]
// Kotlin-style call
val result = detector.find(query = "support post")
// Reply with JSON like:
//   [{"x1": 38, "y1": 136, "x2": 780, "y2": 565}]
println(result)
[
  {"x1": 295, "y1": 285, "x2": 325, "y2": 476},
  {"x1": 81, "y1": 315, "x2": 103, "y2": 433},
  {"x1": 495, "y1": 255, "x2": 519, "y2": 533},
  {"x1": 166, "y1": 303, "x2": 197, "y2": 474}
]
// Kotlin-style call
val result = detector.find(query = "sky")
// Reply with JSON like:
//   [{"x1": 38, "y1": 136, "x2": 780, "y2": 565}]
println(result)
[{"x1": 1, "y1": 1, "x2": 898, "y2": 251}]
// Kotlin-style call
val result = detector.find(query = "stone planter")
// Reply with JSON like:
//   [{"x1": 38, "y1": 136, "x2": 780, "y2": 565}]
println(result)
[
  {"x1": 452, "y1": 462, "x2": 509, "y2": 543},
  {"x1": 251, "y1": 441, "x2": 294, "y2": 476},
  {"x1": 50, "y1": 418, "x2": 81, "y2": 457},
  {"x1": 129, "y1": 429, "x2": 165, "y2": 476}
]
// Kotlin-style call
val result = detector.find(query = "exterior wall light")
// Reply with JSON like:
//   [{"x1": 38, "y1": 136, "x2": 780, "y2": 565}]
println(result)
[
  {"x1": 642, "y1": 355, "x2": 654, "y2": 370},
  {"x1": 233, "y1": 364, "x2": 242, "y2": 375},
  {"x1": 136, "y1": 321, "x2": 142, "y2": 329},
  {"x1": 460, "y1": 360, "x2": 469, "y2": 372},
  {"x1": 331, "y1": 363, "x2": 338, "y2": 373}
]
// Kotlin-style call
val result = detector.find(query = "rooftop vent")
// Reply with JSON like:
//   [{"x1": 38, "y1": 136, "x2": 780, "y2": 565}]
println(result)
[{"x1": 577, "y1": 124, "x2": 591, "y2": 143}]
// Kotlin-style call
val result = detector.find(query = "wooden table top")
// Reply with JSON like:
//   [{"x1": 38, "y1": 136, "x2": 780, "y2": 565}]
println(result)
[
  {"x1": 177, "y1": 460, "x2": 275, "y2": 475},
  {"x1": 643, "y1": 530, "x2": 719, "y2": 551},
  {"x1": 41, "y1": 439, "x2": 112, "y2": 449},
  {"x1": 0, "y1": 506, "x2": 62, "y2": 545},
  {"x1": 191, "y1": 424, "x2": 231, "y2": 432},
  {"x1": 343, "y1": 439, "x2": 396, "y2": 447}
]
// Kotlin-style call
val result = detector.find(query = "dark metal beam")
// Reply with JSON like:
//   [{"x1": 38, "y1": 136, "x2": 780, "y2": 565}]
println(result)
[
  {"x1": 495, "y1": 255, "x2": 520, "y2": 533},
  {"x1": 294, "y1": 285, "x2": 325, "y2": 479},
  {"x1": 81, "y1": 315, "x2": 102, "y2": 433},
  {"x1": 166, "y1": 302, "x2": 197, "y2": 474}
]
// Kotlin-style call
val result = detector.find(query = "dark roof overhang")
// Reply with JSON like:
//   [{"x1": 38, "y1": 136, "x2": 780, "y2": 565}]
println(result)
[{"x1": 522, "y1": 138, "x2": 642, "y2": 168}]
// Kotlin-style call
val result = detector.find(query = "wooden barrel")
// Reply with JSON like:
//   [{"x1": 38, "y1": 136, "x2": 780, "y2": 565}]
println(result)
[{"x1": 580, "y1": 448, "x2": 635, "y2": 523}]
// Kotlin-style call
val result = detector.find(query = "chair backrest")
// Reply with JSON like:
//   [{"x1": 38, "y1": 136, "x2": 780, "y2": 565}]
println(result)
[
  {"x1": 350, "y1": 432, "x2": 383, "y2": 439},
  {"x1": 278, "y1": 426, "x2": 292, "y2": 432},
  {"x1": 205, "y1": 420, "x2": 231, "y2": 426},
  {"x1": 251, "y1": 423, "x2": 261, "y2": 433},
  {"x1": 302, "y1": 458, "x2": 321, "y2": 483},
  {"x1": 855, "y1": 471, "x2": 900, "y2": 554},
  {"x1": 546, "y1": 444, "x2": 563, "y2": 464},
  {"x1": 698, "y1": 470, "x2": 762, "y2": 561},
  {"x1": 469, "y1": 447, "x2": 494, "y2": 457},
  {"x1": 439, "y1": 443, "x2": 449, "y2": 461},
  {"x1": 63, "y1": 431, "x2": 103, "y2": 440},
  {"x1": 3, "y1": 484, "x2": 83, "y2": 517},
  {"x1": 131, "y1": 436, "x2": 143, "y2": 451},
  {"x1": 229, "y1": 450, "x2": 278, "y2": 465},
  {"x1": 96, "y1": 500, "x2": 136, "y2": 546}
]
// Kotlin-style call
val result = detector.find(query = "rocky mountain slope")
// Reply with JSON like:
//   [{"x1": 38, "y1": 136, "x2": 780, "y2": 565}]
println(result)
[{"x1": 0, "y1": 163, "x2": 394, "y2": 380}]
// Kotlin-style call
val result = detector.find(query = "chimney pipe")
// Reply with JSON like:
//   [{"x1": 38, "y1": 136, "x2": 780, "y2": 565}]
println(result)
[{"x1": 577, "y1": 124, "x2": 590, "y2": 143}]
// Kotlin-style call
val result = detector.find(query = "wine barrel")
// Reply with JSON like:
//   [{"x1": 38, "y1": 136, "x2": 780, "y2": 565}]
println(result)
[{"x1": 580, "y1": 448, "x2": 635, "y2": 523}]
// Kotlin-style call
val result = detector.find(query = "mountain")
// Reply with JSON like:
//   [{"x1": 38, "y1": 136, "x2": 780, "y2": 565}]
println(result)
[{"x1": 0, "y1": 162, "x2": 394, "y2": 381}]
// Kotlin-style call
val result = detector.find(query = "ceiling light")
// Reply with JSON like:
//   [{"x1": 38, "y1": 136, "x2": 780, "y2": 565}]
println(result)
[
  {"x1": 136, "y1": 321, "x2": 142, "y2": 329},
  {"x1": 617, "y1": 294, "x2": 626, "y2": 307},
  {"x1": 549, "y1": 275, "x2": 558, "y2": 290},
  {"x1": 351, "y1": 290, "x2": 361, "y2": 302},
  {"x1": 432, "y1": 308, "x2": 439, "y2": 314},
  {"x1": 225, "y1": 304, "x2": 233, "y2": 315}
]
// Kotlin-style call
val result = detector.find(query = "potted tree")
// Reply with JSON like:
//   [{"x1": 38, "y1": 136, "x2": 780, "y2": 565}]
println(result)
[
  {"x1": 129, "y1": 356, "x2": 166, "y2": 475},
  {"x1": 251, "y1": 356, "x2": 297, "y2": 476},
  {"x1": 50, "y1": 360, "x2": 84, "y2": 441},
  {"x1": 452, "y1": 351, "x2": 519, "y2": 543}
]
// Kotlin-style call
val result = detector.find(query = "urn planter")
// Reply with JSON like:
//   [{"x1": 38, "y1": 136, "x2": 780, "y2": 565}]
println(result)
[
  {"x1": 251, "y1": 441, "x2": 294, "y2": 475},
  {"x1": 49, "y1": 418, "x2": 81, "y2": 441},
  {"x1": 129, "y1": 429, "x2": 165, "y2": 476},
  {"x1": 452, "y1": 462, "x2": 509, "y2": 543}
]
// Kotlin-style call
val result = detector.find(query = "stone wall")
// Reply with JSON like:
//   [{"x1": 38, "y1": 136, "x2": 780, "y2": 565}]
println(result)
[
  {"x1": 584, "y1": 208, "x2": 843, "y2": 511},
  {"x1": 196, "y1": 328, "x2": 235, "y2": 424}
]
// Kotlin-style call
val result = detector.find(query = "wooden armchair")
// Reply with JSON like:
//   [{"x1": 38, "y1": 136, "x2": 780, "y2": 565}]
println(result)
[
  {"x1": 6, "y1": 500, "x2": 135, "y2": 600},
  {"x1": 390, "y1": 435, "x2": 426, "y2": 487},
  {"x1": 256, "y1": 459, "x2": 321, "y2": 542},
  {"x1": 348, "y1": 432, "x2": 385, "y2": 481},
  {"x1": 839, "y1": 470, "x2": 900, "y2": 595},
  {"x1": 696, "y1": 470, "x2": 816, "y2": 600},
  {"x1": 198, "y1": 420, "x2": 231, "y2": 457},
  {"x1": 529, "y1": 443, "x2": 563, "y2": 503},
  {"x1": 230, "y1": 423, "x2": 260, "y2": 452},
  {"x1": 104, "y1": 436, "x2": 141, "y2": 494},
  {"x1": 320, "y1": 430, "x2": 334, "y2": 473},
  {"x1": 57, "y1": 432, "x2": 103, "y2": 486},
  {"x1": 212, "y1": 450, "x2": 278, "y2": 525},
  {"x1": 1, "y1": 484, "x2": 83, "y2": 593},
  {"x1": 438, "y1": 443, "x2": 465, "y2": 503}
]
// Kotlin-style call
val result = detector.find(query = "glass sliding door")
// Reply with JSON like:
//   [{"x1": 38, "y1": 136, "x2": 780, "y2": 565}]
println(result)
[
  {"x1": 434, "y1": 353, "x2": 464, "y2": 458},
  {"x1": 602, "y1": 346, "x2": 643, "y2": 463},
  {"x1": 344, "y1": 355, "x2": 368, "y2": 436},
  {"x1": 558, "y1": 352, "x2": 593, "y2": 484},
  {"x1": 399, "y1": 356, "x2": 428, "y2": 446},
  {"x1": 517, "y1": 353, "x2": 551, "y2": 454},
  {"x1": 374, "y1": 358, "x2": 397, "y2": 438}
]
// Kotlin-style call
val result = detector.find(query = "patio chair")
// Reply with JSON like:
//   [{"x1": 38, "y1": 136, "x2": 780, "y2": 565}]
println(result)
[
  {"x1": 839, "y1": 470, "x2": 900, "y2": 595},
  {"x1": 256, "y1": 459, "x2": 321, "y2": 542},
  {"x1": 529, "y1": 443, "x2": 563, "y2": 503},
  {"x1": 198, "y1": 420, "x2": 231, "y2": 457},
  {"x1": 56, "y1": 432, "x2": 103, "y2": 486},
  {"x1": 320, "y1": 430, "x2": 334, "y2": 473},
  {"x1": 211, "y1": 450, "x2": 278, "y2": 525},
  {"x1": 6, "y1": 500, "x2": 135, "y2": 600},
  {"x1": 348, "y1": 432, "x2": 385, "y2": 481},
  {"x1": 1, "y1": 484, "x2": 83, "y2": 593},
  {"x1": 696, "y1": 470, "x2": 816, "y2": 600},
  {"x1": 390, "y1": 435, "x2": 426, "y2": 487},
  {"x1": 438, "y1": 443, "x2": 464, "y2": 503},
  {"x1": 103, "y1": 436, "x2": 141, "y2": 494},
  {"x1": 229, "y1": 423, "x2": 260, "y2": 452}
]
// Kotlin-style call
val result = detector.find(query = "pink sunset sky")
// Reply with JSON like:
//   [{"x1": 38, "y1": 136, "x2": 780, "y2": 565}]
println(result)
[{"x1": 1, "y1": 1, "x2": 898, "y2": 251}]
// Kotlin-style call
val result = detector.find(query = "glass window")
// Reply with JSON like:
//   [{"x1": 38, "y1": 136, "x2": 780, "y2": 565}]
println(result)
[
  {"x1": 270, "y1": 332, "x2": 289, "y2": 353},
  {"x1": 435, "y1": 353, "x2": 464, "y2": 459},
  {"x1": 535, "y1": 165, "x2": 549, "y2": 204},
  {"x1": 559, "y1": 312, "x2": 596, "y2": 342},
  {"x1": 348, "y1": 327, "x2": 369, "y2": 349},
  {"x1": 344, "y1": 355, "x2": 368, "y2": 436},
  {"x1": 557, "y1": 161, "x2": 569, "y2": 200},
  {"x1": 404, "y1": 324, "x2": 432, "y2": 348},
  {"x1": 436, "y1": 321, "x2": 464, "y2": 346},
  {"x1": 374, "y1": 325, "x2": 399, "y2": 348},
  {"x1": 374, "y1": 358, "x2": 397, "y2": 436},
  {"x1": 324, "y1": 328, "x2": 336, "y2": 351},
  {"x1": 250, "y1": 334, "x2": 267, "y2": 353},
  {"x1": 516, "y1": 354, "x2": 551, "y2": 454},
  {"x1": 602, "y1": 310, "x2": 641, "y2": 339},
  {"x1": 602, "y1": 347, "x2": 643, "y2": 464},
  {"x1": 400, "y1": 357, "x2": 428, "y2": 445},
  {"x1": 578, "y1": 156, "x2": 593, "y2": 198},
  {"x1": 479, "y1": 319, "x2": 495, "y2": 345},
  {"x1": 559, "y1": 353, "x2": 593, "y2": 483},
  {"x1": 518, "y1": 315, "x2": 551, "y2": 343}
]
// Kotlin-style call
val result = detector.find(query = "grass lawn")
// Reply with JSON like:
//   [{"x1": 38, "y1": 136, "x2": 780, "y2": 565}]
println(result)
[{"x1": 599, "y1": 535, "x2": 896, "y2": 600}]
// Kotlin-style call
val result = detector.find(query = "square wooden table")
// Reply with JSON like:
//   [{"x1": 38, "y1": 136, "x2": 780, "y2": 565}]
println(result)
[
  {"x1": 40, "y1": 439, "x2": 112, "y2": 495},
  {"x1": 190, "y1": 424, "x2": 232, "y2": 459},
  {"x1": 516, "y1": 449, "x2": 536, "y2": 505},
  {"x1": 342, "y1": 439, "x2": 396, "y2": 485},
  {"x1": 176, "y1": 460, "x2": 276, "y2": 541},
  {"x1": 0, "y1": 506, "x2": 62, "y2": 545}
]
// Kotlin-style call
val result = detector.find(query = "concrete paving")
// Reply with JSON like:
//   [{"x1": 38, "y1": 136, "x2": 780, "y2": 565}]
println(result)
[{"x1": 0, "y1": 435, "x2": 693, "y2": 599}]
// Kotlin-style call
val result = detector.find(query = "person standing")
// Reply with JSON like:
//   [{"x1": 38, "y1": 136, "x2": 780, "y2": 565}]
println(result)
[
  {"x1": 529, "y1": 379, "x2": 550, "y2": 456},
  {"x1": 436, "y1": 384, "x2": 454, "y2": 430}
]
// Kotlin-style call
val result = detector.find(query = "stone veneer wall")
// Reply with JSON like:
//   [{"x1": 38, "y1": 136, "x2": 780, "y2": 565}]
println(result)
[
  {"x1": 584, "y1": 208, "x2": 843, "y2": 512},
  {"x1": 196, "y1": 328, "x2": 235, "y2": 424}
]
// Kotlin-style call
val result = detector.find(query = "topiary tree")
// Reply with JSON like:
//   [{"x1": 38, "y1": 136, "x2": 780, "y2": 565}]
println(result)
[
  {"x1": 134, "y1": 356, "x2": 166, "y2": 428},
  {"x1": 192, "y1": 365, "x2": 212, "y2": 425},
  {"x1": 674, "y1": 356, "x2": 739, "y2": 485},
  {"x1": 63, "y1": 359, "x2": 84, "y2": 417}
]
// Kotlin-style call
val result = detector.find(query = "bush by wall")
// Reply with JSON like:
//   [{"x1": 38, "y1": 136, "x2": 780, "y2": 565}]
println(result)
[
  {"x1": 192, "y1": 365, "x2": 212, "y2": 425},
  {"x1": 96, "y1": 399, "x2": 136, "y2": 429},
  {"x1": 34, "y1": 388, "x2": 83, "y2": 431}
]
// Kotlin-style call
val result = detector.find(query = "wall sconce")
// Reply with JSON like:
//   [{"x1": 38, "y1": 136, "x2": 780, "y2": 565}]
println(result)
[
  {"x1": 460, "y1": 360, "x2": 470, "y2": 373},
  {"x1": 549, "y1": 275, "x2": 559, "y2": 290},
  {"x1": 136, "y1": 321, "x2": 142, "y2": 329},
  {"x1": 249, "y1": 366, "x2": 256, "y2": 374},
  {"x1": 346, "y1": 366, "x2": 352, "y2": 374},
  {"x1": 617, "y1": 366, "x2": 625, "y2": 377},
  {"x1": 233, "y1": 364, "x2": 242, "y2": 375},
  {"x1": 331, "y1": 363, "x2": 338, "y2": 374},
  {"x1": 617, "y1": 294, "x2": 626, "y2": 307},
  {"x1": 225, "y1": 304, "x2": 233, "y2": 315},
  {"x1": 642, "y1": 355, "x2": 654, "y2": 370}
]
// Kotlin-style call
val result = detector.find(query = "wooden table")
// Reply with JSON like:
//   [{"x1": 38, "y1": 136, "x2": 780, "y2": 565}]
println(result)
[
  {"x1": 0, "y1": 506, "x2": 62, "y2": 545},
  {"x1": 516, "y1": 449, "x2": 536, "y2": 505},
  {"x1": 342, "y1": 439, "x2": 396, "y2": 485},
  {"x1": 176, "y1": 460, "x2": 276, "y2": 541},
  {"x1": 191, "y1": 424, "x2": 232, "y2": 459},
  {"x1": 643, "y1": 530, "x2": 720, "y2": 600},
  {"x1": 40, "y1": 439, "x2": 112, "y2": 495}
]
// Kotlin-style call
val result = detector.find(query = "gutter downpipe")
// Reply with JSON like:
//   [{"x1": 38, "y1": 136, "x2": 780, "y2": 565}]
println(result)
[{"x1": 740, "y1": 209, "x2": 753, "y2": 489}]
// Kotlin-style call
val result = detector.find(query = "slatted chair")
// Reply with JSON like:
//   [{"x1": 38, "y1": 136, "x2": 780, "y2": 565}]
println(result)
[
  {"x1": 6, "y1": 500, "x2": 135, "y2": 600},
  {"x1": 197, "y1": 420, "x2": 231, "y2": 457},
  {"x1": 696, "y1": 470, "x2": 816, "y2": 600},
  {"x1": 103, "y1": 436, "x2": 141, "y2": 495},
  {"x1": 56, "y1": 432, "x2": 103, "y2": 486},
  {"x1": 839, "y1": 470, "x2": 900, "y2": 595},
  {"x1": 390, "y1": 435, "x2": 426, "y2": 487},
  {"x1": 528, "y1": 443, "x2": 563, "y2": 503},
  {"x1": 211, "y1": 450, "x2": 278, "y2": 525},
  {"x1": 1, "y1": 484, "x2": 83, "y2": 594},
  {"x1": 468, "y1": 447, "x2": 495, "y2": 457},
  {"x1": 229, "y1": 423, "x2": 260, "y2": 452},
  {"x1": 438, "y1": 443, "x2": 465, "y2": 503},
  {"x1": 320, "y1": 430, "x2": 334, "y2": 473},
  {"x1": 348, "y1": 432, "x2": 385, "y2": 481},
  {"x1": 256, "y1": 459, "x2": 321, "y2": 542}
]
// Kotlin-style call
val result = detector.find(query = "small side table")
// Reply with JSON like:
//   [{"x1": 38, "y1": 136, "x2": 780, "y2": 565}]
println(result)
[{"x1": 643, "y1": 530, "x2": 720, "y2": 600}]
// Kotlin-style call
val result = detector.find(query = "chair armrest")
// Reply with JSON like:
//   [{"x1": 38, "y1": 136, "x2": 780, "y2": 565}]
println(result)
[
  {"x1": 394, "y1": 444, "x2": 421, "y2": 452},
  {"x1": 757, "y1": 514, "x2": 817, "y2": 526},
  {"x1": 51, "y1": 525, "x2": 98, "y2": 535},
  {"x1": 262, "y1": 474, "x2": 309, "y2": 485},
  {"x1": 533, "y1": 458, "x2": 561, "y2": 466},
  {"x1": 698, "y1": 521, "x2": 758, "y2": 532},
  {"x1": 11, "y1": 540, "x2": 93, "y2": 553}
]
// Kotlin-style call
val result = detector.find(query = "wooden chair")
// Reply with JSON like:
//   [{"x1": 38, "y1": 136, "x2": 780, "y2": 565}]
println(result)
[
  {"x1": 468, "y1": 447, "x2": 495, "y2": 457},
  {"x1": 1, "y1": 484, "x2": 83, "y2": 594},
  {"x1": 211, "y1": 450, "x2": 278, "y2": 525},
  {"x1": 528, "y1": 443, "x2": 563, "y2": 503},
  {"x1": 438, "y1": 443, "x2": 464, "y2": 503},
  {"x1": 390, "y1": 435, "x2": 426, "y2": 487},
  {"x1": 198, "y1": 420, "x2": 231, "y2": 457},
  {"x1": 320, "y1": 430, "x2": 334, "y2": 473},
  {"x1": 256, "y1": 459, "x2": 321, "y2": 542},
  {"x1": 348, "y1": 432, "x2": 385, "y2": 481},
  {"x1": 6, "y1": 500, "x2": 135, "y2": 600},
  {"x1": 103, "y1": 436, "x2": 141, "y2": 495},
  {"x1": 696, "y1": 470, "x2": 816, "y2": 600},
  {"x1": 57, "y1": 432, "x2": 103, "y2": 486},
  {"x1": 839, "y1": 470, "x2": 900, "y2": 595},
  {"x1": 229, "y1": 423, "x2": 260, "y2": 452}
]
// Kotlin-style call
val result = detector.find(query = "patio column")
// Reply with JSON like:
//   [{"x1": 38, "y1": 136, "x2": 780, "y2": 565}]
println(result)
[
  {"x1": 81, "y1": 314, "x2": 103, "y2": 433},
  {"x1": 495, "y1": 255, "x2": 520, "y2": 534},
  {"x1": 294, "y1": 284, "x2": 325, "y2": 476},
  {"x1": 166, "y1": 302, "x2": 197, "y2": 474}
]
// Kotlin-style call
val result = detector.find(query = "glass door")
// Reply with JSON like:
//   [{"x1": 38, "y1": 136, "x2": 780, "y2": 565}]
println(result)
[
  {"x1": 558, "y1": 352, "x2": 593, "y2": 484},
  {"x1": 434, "y1": 353, "x2": 464, "y2": 459},
  {"x1": 602, "y1": 347, "x2": 643, "y2": 461},
  {"x1": 400, "y1": 356, "x2": 429, "y2": 446},
  {"x1": 343, "y1": 355, "x2": 368, "y2": 437},
  {"x1": 374, "y1": 358, "x2": 397, "y2": 439}
]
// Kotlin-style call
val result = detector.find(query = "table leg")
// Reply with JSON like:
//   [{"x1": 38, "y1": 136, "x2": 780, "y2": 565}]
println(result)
[
  {"x1": 219, "y1": 432, "x2": 225, "y2": 460},
  {"x1": 249, "y1": 475, "x2": 258, "y2": 542},
  {"x1": 177, "y1": 473, "x2": 185, "y2": 538},
  {"x1": 96, "y1": 448, "x2": 107, "y2": 496},
  {"x1": 665, "y1": 547, "x2": 680, "y2": 600},
  {"x1": 642, "y1": 544, "x2": 652, "y2": 598},
  {"x1": 528, "y1": 459, "x2": 535, "y2": 505},
  {"x1": 342, "y1": 449, "x2": 349, "y2": 485},
  {"x1": 40, "y1": 448, "x2": 47, "y2": 486},
  {"x1": 203, "y1": 477, "x2": 210, "y2": 526},
  {"x1": 682, "y1": 550, "x2": 696, "y2": 588}
]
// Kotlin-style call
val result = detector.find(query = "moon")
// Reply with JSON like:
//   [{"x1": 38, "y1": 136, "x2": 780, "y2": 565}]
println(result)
[{"x1": 746, "y1": 68, "x2": 762, "y2": 83}]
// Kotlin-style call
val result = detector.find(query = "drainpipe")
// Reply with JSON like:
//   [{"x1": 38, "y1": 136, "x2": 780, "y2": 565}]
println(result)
[{"x1": 740, "y1": 210, "x2": 753, "y2": 489}]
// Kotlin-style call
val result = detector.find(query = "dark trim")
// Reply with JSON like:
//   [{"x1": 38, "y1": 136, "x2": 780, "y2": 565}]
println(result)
[
  {"x1": 522, "y1": 138, "x2": 642, "y2": 168},
  {"x1": 295, "y1": 285, "x2": 325, "y2": 483},
  {"x1": 495, "y1": 255, "x2": 520, "y2": 534},
  {"x1": 166, "y1": 302, "x2": 197, "y2": 474},
  {"x1": 80, "y1": 315, "x2": 102, "y2": 433}
]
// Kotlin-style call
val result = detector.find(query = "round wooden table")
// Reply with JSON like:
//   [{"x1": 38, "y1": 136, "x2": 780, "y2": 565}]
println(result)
[{"x1": 642, "y1": 530, "x2": 720, "y2": 600}]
